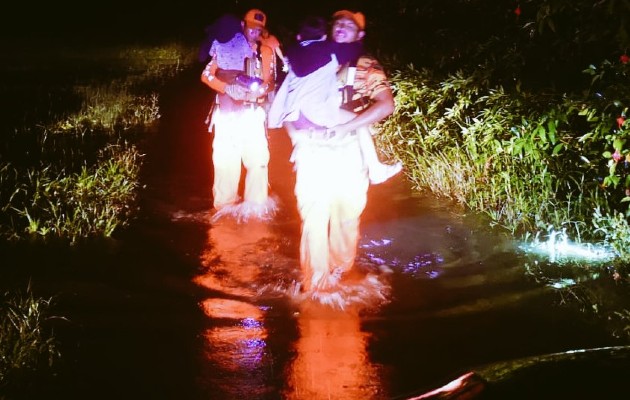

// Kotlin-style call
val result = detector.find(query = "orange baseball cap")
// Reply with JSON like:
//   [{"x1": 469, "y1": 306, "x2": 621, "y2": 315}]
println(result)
[
  {"x1": 332, "y1": 10, "x2": 366, "y2": 31},
  {"x1": 244, "y1": 9, "x2": 267, "y2": 30}
]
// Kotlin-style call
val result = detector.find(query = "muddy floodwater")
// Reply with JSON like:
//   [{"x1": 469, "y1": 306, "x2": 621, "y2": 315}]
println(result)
[{"x1": 3, "y1": 68, "x2": 629, "y2": 400}]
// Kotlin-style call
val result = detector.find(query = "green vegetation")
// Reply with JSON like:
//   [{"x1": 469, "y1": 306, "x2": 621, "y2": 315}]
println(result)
[
  {"x1": 0, "y1": 285, "x2": 60, "y2": 391},
  {"x1": 380, "y1": 63, "x2": 630, "y2": 244},
  {"x1": 0, "y1": 42, "x2": 196, "y2": 243},
  {"x1": 377, "y1": 0, "x2": 630, "y2": 267},
  {"x1": 0, "y1": 41, "x2": 198, "y2": 389},
  {"x1": 371, "y1": 0, "x2": 630, "y2": 339}
]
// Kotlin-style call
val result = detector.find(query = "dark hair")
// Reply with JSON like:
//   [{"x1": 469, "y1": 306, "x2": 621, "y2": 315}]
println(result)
[
  {"x1": 199, "y1": 13, "x2": 242, "y2": 62},
  {"x1": 298, "y1": 15, "x2": 327, "y2": 41},
  {"x1": 206, "y1": 14, "x2": 242, "y2": 43}
]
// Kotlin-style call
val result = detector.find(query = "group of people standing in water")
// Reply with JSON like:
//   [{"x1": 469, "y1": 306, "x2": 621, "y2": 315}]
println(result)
[{"x1": 200, "y1": 8, "x2": 402, "y2": 294}]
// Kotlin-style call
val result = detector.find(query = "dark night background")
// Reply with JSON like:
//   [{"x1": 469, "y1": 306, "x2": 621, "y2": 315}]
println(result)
[
  {"x1": 2, "y1": 1, "x2": 390, "y2": 44},
  {"x1": 3, "y1": 1, "x2": 552, "y2": 80},
  {"x1": 2, "y1": 0, "x2": 503, "y2": 69},
  {"x1": 2, "y1": 0, "x2": 622, "y2": 75}
]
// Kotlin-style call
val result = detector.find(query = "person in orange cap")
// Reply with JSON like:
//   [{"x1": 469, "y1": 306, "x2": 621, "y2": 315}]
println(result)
[
  {"x1": 269, "y1": 15, "x2": 401, "y2": 185},
  {"x1": 200, "y1": 9, "x2": 280, "y2": 222},
  {"x1": 274, "y1": 10, "x2": 398, "y2": 292}
]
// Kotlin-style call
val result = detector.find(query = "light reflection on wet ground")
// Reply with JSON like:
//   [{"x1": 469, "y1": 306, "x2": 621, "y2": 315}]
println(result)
[
  {"x1": 182, "y1": 184, "x2": 393, "y2": 399},
  {"x1": 284, "y1": 303, "x2": 384, "y2": 400},
  {"x1": 166, "y1": 119, "x2": 619, "y2": 399},
  {"x1": 11, "y1": 69, "x2": 622, "y2": 399}
]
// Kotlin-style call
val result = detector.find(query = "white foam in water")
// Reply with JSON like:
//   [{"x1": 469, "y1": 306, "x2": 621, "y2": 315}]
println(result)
[
  {"x1": 519, "y1": 229, "x2": 616, "y2": 263},
  {"x1": 211, "y1": 197, "x2": 279, "y2": 223},
  {"x1": 283, "y1": 272, "x2": 391, "y2": 310}
]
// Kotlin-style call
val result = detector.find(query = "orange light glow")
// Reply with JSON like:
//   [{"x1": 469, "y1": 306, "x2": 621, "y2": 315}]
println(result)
[
  {"x1": 194, "y1": 215, "x2": 276, "y2": 396},
  {"x1": 283, "y1": 302, "x2": 384, "y2": 399}
]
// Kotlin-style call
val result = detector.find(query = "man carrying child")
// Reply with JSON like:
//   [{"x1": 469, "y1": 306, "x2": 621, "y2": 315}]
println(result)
[{"x1": 269, "y1": 11, "x2": 401, "y2": 292}]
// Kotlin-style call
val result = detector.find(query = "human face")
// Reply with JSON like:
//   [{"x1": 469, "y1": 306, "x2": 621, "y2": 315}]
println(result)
[
  {"x1": 244, "y1": 26, "x2": 263, "y2": 44},
  {"x1": 331, "y1": 17, "x2": 362, "y2": 43}
]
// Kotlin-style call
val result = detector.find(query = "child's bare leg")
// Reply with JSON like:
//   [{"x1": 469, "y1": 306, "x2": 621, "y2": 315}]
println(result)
[
  {"x1": 356, "y1": 127, "x2": 402, "y2": 184},
  {"x1": 335, "y1": 109, "x2": 402, "y2": 184},
  {"x1": 356, "y1": 126, "x2": 383, "y2": 170}
]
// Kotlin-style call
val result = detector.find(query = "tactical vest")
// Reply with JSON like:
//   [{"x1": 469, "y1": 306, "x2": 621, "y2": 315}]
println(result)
[{"x1": 338, "y1": 62, "x2": 369, "y2": 113}]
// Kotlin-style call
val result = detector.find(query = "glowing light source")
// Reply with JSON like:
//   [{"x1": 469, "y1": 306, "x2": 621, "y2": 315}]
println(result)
[{"x1": 236, "y1": 74, "x2": 264, "y2": 93}]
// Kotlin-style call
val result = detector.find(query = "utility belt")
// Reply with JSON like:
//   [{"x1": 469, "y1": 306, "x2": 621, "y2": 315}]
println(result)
[
  {"x1": 215, "y1": 94, "x2": 262, "y2": 112},
  {"x1": 289, "y1": 113, "x2": 356, "y2": 143},
  {"x1": 292, "y1": 126, "x2": 358, "y2": 147},
  {"x1": 205, "y1": 96, "x2": 261, "y2": 127}
]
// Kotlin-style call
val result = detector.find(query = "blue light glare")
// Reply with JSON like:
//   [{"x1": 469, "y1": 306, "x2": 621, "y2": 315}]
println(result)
[
  {"x1": 237, "y1": 318, "x2": 267, "y2": 368},
  {"x1": 519, "y1": 229, "x2": 616, "y2": 263},
  {"x1": 400, "y1": 253, "x2": 444, "y2": 279},
  {"x1": 244, "y1": 338, "x2": 266, "y2": 349},
  {"x1": 242, "y1": 317, "x2": 263, "y2": 329},
  {"x1": 361, "y1": 235, "x2": 444, "y2": 279},
  {"x1": 360, "y1": 238, "x2": 394, "y2": 249}
]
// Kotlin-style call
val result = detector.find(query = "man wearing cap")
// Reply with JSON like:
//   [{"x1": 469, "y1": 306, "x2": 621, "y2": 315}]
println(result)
[
  {"x1": 286, "y1": 10, "x2": 396, "y2": 292},
  {"x1": 201, "y1": 9, "x2": 278, "y2": 221}
]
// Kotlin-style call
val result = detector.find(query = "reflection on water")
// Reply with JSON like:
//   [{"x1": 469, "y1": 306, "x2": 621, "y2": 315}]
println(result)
[
  {"x1": 199, "y1": 298, "x2": 271, "y2": 398},
  {"x1": 193, "y1": 216, "x2": 285, "y2": 398},
  {"x1": 194, "y1": 217, "x2": 278, "y2": 297},
  {"x1": 284, "y1": 303, "x2": 386, "y2": 400},
  {"x1": 189, "y1": 206, "x2": 393, "y2": 399},
  {"x1": 179, "y1": 182, "x2": 525, "y2": 399},
  {"x1": 169, "y1": 166, "x2": 620, "y2": 399}
]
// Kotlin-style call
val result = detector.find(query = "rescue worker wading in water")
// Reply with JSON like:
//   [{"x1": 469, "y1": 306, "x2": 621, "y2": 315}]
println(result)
[
  {"x1": 270, "y1": 10, "x2": 397, "y2": 293},
  {"x1": 201, "y1": 9, "x2": 278, "y2": 222}
]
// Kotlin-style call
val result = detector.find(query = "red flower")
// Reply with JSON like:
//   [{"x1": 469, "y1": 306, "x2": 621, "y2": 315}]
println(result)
[
  {"x1": 620, "y1": 54, "x2": 630, "y2": 64},
  {"x1": 612, "y1": 149, "x2": 623, "y2": 162},
  {"x1": 514, "y1": 6, "x2": 521, "y2": 17},
  {"x1": 618, "y1": 116, "x2": 626, "y2": 129}
]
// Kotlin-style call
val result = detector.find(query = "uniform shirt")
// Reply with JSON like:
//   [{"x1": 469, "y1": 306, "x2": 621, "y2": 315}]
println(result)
[{"x1": 341, "y1": 54, "x2": 390, "y2": 113}]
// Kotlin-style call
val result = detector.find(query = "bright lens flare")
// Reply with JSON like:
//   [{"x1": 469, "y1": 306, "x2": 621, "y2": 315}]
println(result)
[{"x1": 519, "y1": 229, "x2": 616, "y2": 263}]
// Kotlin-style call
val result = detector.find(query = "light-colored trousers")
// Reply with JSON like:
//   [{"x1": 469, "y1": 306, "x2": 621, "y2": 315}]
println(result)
[
  {"x1": 291, "y1": 131, "x2": 370, "y2": 290},
  {"x1": 210, "y1": 106, "x2": 269, "y2": 210}
]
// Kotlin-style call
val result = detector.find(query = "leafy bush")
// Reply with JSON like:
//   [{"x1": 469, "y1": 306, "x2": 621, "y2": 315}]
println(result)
[{"x1": 377, "y1": 0, "x2": 630, "y2": 262}]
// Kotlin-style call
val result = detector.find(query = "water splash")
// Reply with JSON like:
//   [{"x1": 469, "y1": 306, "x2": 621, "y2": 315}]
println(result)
[
  {"x1": 518, "y1": 229, "x2": 616, "y2": 263},
  {"x1": 211, "y1": 196, "x2": 279, "y2": 223},
  {"x1": 283, "y1": 272, "x2": 392, "y2": 311}
]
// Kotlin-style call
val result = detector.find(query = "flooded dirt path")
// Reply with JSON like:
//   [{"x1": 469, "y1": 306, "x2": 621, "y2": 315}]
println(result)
[{"x1": 5, "y1": 67, "x2": 626, "y2": 399}]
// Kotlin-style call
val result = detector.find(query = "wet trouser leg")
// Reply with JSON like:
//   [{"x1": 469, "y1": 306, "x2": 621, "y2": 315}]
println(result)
[
  {"x1": 211, "y1": 107, "x2": 270, "y2": 209},
  {"x1": 328, "y1": 141, "x2": 368, "y2": 274},
  {"x1": 293, "y1": 134, "x2": 368, "y2": 290},
  {"x1": 241, "y1": 107, "x2": 270, "y2": 205},
  {"x1": 212, "y1": 109, "x2": 242, "y2": 210}
]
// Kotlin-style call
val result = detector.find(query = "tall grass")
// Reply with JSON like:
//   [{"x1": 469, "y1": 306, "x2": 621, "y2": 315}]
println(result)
[
  {"x1": 373, "y1": 7, "x2": 630, "y2": 337},
  {"x1": 0, "y1": 285, "x2": 60, "y2": 391},
  {"x1": 379, "y1": 61, "x2": 630, "y2": 266},
  {"x1": 5, "y1": 142, "x2": 142, "y2": 242},
  {"x1": 374, "y1": 0, "x2": 630, "y2": 269},
  {"x1": 0, "y1": 42, "x2": 197, "y2": 243},
  {"x1": 0, "y1": 41, "x2": 198, "y2": 387}
]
